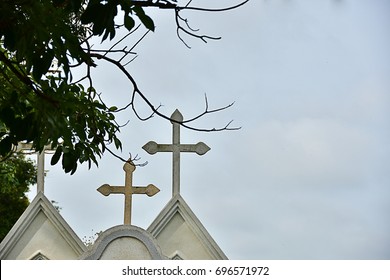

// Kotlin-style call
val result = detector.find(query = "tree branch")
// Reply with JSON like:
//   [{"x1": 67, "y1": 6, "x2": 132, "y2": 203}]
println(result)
[
  {"x1": 0, "y1": 51, "x2": 60, "y2": 107},
  {"x1": 175, "y1": 9, "x2": 221, "y2": 48},
  {"x1": 177, "y1": 0, "x2": 250, "y2": 12},
  {"x1": 89, "y1": 52, "x2": 239, "y2": 132},
  {"x1": 132, "y1": 0, "x2": 249, "y2": 48},
  {"x1": 131, "y1": 0, "x2": 250, "y2": 12}
]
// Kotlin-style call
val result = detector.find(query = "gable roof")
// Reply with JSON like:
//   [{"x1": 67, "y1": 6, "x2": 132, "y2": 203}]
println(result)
[
  {"x1": 147, "y1": 194, "x2": 227, "y2": 260},
  {"x1": 0, "y1": 192, "x2": 86, "y2": 260}
]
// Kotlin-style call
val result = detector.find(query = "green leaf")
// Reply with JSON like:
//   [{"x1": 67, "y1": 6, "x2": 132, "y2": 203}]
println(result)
[
  {"x1": 134, "y1": 6, "x2": 155, "y2": 31},
  {"x1": 80, "y1": 2, "x2": 100, "y2": 24},
  {"x1": 62, "y1": 151, "x2": 77, "y2": 174},
  {"x1": 3, "y1": 29, "x2": 16, "y2": 50},
  {"x1": 51, "y1": 146, "x2": 62, "y2": 165},
  {"x1": 32, "y1": 48, "x2": 55, "y2": 81},
  {"x1": 114, "y1": 137, "x2": 122, "y2": 150},
  {"x1": 0, "y1": 107, "x2": 15, "y2": 127},
  {"x1": 93, "y1": 101, "x2": 106, "y2": 109},
  {"x1": 141, "y1": 14, "x2": 155, "y2": 31},
  {"x1": 102, "y1": 24, "x2": 115, "y2": 41},
  {"x1": 0, "y1": 136, "x2": 12, "y2": 157},
  {"x1": 69, "y1": 0, "x2": 82, "y2": 11},
  {"x1": 108, "y1": 113, "x2": 115, "y2": 120},
  {"x1": 124, "y1": 14, "x2": 135, "y2": 31}
]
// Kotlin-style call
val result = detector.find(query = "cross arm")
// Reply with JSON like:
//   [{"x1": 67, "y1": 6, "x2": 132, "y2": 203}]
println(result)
[
  {"x1": 181, "y1": 142, "x2": 210, "y2": 155},
  {"x1": 143, "y1": 141, "x2": 172, "y2": 154},
  {"x1": 143, "y1": 141, "x2": 210, "y2": 155},
  {"x1": 97, "y1": 184, "x2": 159, "y2": 197},
  {"x1": 97, "y1": 184, "x2": 125, "y2": 196},
  {"x1": 132, "y1": 184, "x2": 160, "y2": 196}
]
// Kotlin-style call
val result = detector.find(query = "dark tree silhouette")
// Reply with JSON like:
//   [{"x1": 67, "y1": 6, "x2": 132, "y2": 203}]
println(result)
[{"x1": 0, "y1": 0, "x2": 247, "y2": 174}]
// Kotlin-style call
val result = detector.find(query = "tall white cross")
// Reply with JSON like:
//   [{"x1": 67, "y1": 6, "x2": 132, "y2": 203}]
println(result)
[
  {"x1": 142, "y1": 109, "x2": 210, "y2": 197},
  {"x1": 16, "y1": 143, "x2": 53, "y2": 194},
  {"x1": 97, "y1": 160, "x2": 160, "y2": 225}
]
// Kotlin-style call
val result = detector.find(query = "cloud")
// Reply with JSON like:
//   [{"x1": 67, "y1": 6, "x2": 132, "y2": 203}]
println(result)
[{"x1": 241, "y1": 117, "x2": 378, "y2": 189}]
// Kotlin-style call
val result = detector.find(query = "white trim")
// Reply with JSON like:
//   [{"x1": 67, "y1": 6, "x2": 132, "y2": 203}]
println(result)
[
  {"x1": 80, "y1": 225, "x2": 166, "y2": 260},
  {"x1": 147, "y1": 194, "x2": 227, "y2": 260},
  {"x1": 30, "y1": 251, "x2": 49, "y2": 260},
  {"x1": 0, "y1": 192, "x2": 86, "y2": 259}
]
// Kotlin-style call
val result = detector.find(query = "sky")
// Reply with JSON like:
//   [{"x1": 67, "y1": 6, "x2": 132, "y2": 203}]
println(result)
[{"x1": 26, "y1": 0, "x2": 390, "y2": 259}]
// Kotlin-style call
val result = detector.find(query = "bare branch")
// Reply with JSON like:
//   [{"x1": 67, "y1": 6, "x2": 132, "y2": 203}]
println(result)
[
  {"x1": 105, "y1": 147, "x2": 148, "y2": 166},
  {"x1": 86, "y1": 48, "x2": 136, "y2": 56},
  {"x1": 177, "y1": 12, "x2": 199, "y2": 33},
  {"x1": 122, "y1": 55, "x2": 138, "y2": 67},
  {"x1": 131, "y1": 0, "x2": 248, "y2": 48},
  {"x1": 104, "y1": 24, "x2": 142, "y2": 57},
  {"x1": 177, "y1": 0, "x2": 250, "y2": 13},
  {"x1": 89, "y1": 52, "x2": 239, "y2": 132},
  {"x1": 174, "y1": 9, "x2": 221, "y2": 48},
  {"x1": 181, "y1": 94, "x2": 237, "y2": 124},
  {"x1": 132, "y1": 0, "x2": 177, "y2": 9},
  {"x1": 128, "y1": 29, "x2": 151, "y2": 54},
  {"x1": 131, "y1": 0, "x2": 249, "y2": 12}
]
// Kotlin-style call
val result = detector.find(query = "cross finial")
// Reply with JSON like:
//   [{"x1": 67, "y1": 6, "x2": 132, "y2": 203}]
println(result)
[
  {"x1": 16, "y1": 143, "x2": 53, "y2": 194},
  {"x1": 97, "y1": 160, "x2": 160, "y2": 225},
  {"x1": 143, "y1": 109, "x2": 210, "y2": 197}
]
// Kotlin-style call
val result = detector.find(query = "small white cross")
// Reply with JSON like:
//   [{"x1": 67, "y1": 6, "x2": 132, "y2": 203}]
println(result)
[{"x1": 16, "y1": 143, "x2": 53, "y2": 194}]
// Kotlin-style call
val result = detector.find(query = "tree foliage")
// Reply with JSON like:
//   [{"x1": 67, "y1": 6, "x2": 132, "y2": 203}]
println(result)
[
  {"x1": 0, "y1": 0, "x2": 247, "y2": 174},
  {"x1": 0, "y1": 154, "x2": 36, "y2": 241}
]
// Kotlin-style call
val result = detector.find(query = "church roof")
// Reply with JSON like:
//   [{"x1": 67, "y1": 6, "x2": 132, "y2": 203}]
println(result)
[
  {"x1": 147, "y1": 194, "x2": 227, "y2": 260},
  {"x1": 0, "y1": 192, "x2": 86, "y2": 260}
]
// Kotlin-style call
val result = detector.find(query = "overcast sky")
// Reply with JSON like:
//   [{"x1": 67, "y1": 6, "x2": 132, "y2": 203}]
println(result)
[{"x1": 27, "y1": 0, "x2": 389, "y2": 259}]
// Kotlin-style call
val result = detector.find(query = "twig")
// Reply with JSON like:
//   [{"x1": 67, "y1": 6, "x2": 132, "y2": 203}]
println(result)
[
  {"x1": 175, "y1": 9, "x2": 221, "y2": 48},
  {"x1": 177, "y1": 0, "x2": 250, "y2": 13},
  {"x1": 104, "y1": 24, "x2": 142, "y2": 57},
  {"x1": 89, "y1": 52, "x2": 239, "y2": 132}
]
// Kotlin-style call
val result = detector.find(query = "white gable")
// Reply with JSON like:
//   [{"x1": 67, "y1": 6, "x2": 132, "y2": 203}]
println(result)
[
  {"x1": 147, "y1": 194, "x2": 227, "y2": 260},
  {"x1": 0, "y1": 192, "x2": 86, "y2": 260},
  {"x1": 81, "y1": 225, "x2": 166, "y2": 260}
]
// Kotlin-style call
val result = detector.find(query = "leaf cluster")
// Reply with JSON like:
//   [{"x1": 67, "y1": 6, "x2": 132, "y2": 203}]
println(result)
[
  {"x1": 0, "y1": 61, "x2": 122, "y2": 174},
  {"x1": 81, "y1": 0, "x2": 155, "y2": 41},
  {"x1": 0, "y1": 1, "x2": 155, "y2": 81},
  {"x1": 0, "y1": 0, "x2": 90, "y2": 81},
  {"x1": 0, "y1": 0, "x2": 143, "y2": 173},
  {"x1": 0, "y1": 154, "x2": 36, "y2": 241},
  {"x1": 0, "y1": 0, "x2": 245, "y2": 174}
]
